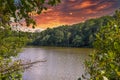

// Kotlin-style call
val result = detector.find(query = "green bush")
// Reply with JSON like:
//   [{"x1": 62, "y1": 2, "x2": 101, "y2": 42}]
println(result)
[{"x1": 85, "y1": 10, "x2": 120, "y2": 80}]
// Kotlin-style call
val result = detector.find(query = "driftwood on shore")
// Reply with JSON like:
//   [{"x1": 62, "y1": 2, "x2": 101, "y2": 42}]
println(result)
[{"x1": 0, "y1": 60, "x2": 47, "y2": 75}]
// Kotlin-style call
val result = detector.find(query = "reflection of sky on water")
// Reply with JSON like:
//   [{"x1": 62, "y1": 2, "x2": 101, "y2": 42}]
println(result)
[{"x1": 19, "y1": 47, "x2": 92, "y2": 80}]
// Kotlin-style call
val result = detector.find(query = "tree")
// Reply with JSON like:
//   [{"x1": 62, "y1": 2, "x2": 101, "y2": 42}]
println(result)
[
  {"x1": 0, "y1": 27, "x2": 28, "y2": 80},
  {"x1": 52, "y1": 29, "x2": 64, "y2": 45},
  {"x1": 85, "y1": 10, "x2": 120, "y2": 80},
  {"x1": 0, "y1": 0, "x2": 61, "y2": 79},
  {"x1": 0, "y1": 0, "x2": 61, "y2": 27},
  {"x1": 72, "y1": 35, "x2": 84, "y2": 47}
]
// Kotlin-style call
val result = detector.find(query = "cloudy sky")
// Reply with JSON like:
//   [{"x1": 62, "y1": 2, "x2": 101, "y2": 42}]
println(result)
[{"x1": 33, "y1": 0, "x2": 120, "y2": 29}]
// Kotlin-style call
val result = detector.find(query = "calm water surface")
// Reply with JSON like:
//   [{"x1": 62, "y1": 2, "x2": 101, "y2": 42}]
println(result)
[{"x1": 18, "y1": 47, "x2": 92, "y2": 80}]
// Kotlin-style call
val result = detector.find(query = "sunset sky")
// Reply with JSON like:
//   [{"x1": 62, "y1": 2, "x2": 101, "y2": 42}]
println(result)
[{"x1": 33, "y1": 0, "x2": 120, "y2": 29}]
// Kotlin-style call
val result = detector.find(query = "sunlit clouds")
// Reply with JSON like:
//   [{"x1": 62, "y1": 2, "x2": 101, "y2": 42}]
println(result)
[{"x1": 33, "y1": 0, "x2": 120, "y2": 29}]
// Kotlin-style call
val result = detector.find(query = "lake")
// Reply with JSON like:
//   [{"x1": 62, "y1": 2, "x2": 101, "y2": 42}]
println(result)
[{"x1": 18, "y1": 47, "x2": 92, "y2": 80}]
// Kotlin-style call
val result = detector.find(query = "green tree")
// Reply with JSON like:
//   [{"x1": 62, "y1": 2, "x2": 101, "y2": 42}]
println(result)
[
  {"x1": 85, "y1": 10, "x2": 120, "y2": 80},
  {"x1": 52, "y1": 29, "x2": 64, "y2": 45},
  {"x1": 0, "y1": 27, "x2": 27, "y2": 80},
  {"x1": 0, "y1": 0, "x2": 61, "y2": 79},
  {"x1": 72, "y1": 35, "x2": 84, "y2": 47}
]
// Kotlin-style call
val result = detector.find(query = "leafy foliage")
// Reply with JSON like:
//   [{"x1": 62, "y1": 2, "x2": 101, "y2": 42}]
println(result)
[
  {"x1": 0, "y1": 0, "x2": 61, "y2": 79},
  {"x1": 0, "y1": 26, "x2": 28, "y2": 80},
  {"x1": 85, "y1": 10, "x2": 120, "y2": 80},
  {"x1": 0, "y1": 57, "x2": 23, "y2": 80},
  {"x1": 0, "y1": 0, "x2": 61, "y2": 27},
  {"x1": 0, "y1": 27, "x2": 28, "y2": 58}
]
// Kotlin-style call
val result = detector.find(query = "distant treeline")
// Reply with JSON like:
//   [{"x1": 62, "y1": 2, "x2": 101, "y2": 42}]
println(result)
[{"x1": 28, "y1": 15, "x2": 114, "y2": 47}]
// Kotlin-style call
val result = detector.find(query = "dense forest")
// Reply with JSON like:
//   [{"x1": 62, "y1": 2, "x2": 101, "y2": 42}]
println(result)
[{"x1": 29, "y1": 15, "x2": 113, "y2": 47}]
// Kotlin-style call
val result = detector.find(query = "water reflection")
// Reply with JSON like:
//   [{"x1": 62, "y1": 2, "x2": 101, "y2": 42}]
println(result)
[{"x1": 18, "y1": 47, "x2": 92, "y2": 80}]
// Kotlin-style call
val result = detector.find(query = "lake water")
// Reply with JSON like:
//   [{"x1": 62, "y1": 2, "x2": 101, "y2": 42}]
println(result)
[{"x1": 18, "y1": 47, "x2": 92, "y2": 80}]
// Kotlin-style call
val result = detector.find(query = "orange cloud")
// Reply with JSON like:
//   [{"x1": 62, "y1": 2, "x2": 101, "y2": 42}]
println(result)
[
  {"x1": 85, "y1": 9, "x2": 97, "y2": 14},
  {"x1": 96, "y1": 2, "x2": 113, "y2": 11},
  {"x1": 30, "y1": 0, "x2": 120, "y2": 29},
  {"x1": 73, "y1": 1, "x2": 97, "y2": 9}
]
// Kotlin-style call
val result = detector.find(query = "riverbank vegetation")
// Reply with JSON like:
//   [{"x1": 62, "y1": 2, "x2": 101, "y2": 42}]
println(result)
[
  {"x1": 29, "y1": 15, "x2": 113, "y2": 47},
  {"x1": 84, "y1": 10, "x2": 120, "y2": 80},
  {"x1": 0, "y1": 27, "x2": 28, "y2": 79}
]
